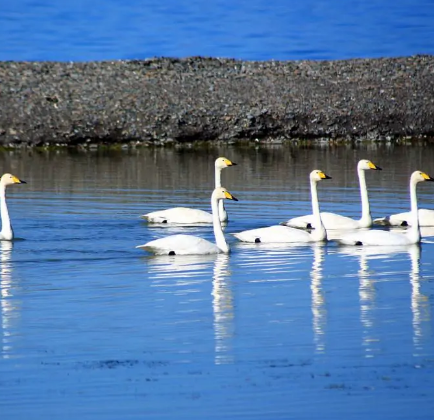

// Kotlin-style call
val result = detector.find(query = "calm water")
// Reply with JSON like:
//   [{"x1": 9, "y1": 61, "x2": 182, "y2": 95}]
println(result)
[
  {"x1": 1, "y1": 0, "x2": 434, "y2": 61},
  {"x1": 1, "y1": 144, "x2": 434, "y2": 419}
]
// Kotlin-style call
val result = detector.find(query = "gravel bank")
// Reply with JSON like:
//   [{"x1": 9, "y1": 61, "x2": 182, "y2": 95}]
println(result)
[{"x1": 1, "y1": 55, "x2": 434, "y2": 146}]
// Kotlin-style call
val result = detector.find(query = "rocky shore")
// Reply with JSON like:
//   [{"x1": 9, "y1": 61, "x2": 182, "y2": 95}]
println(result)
[{"x1": 1, "y1": 55, "x2": 434, "y2": 146}]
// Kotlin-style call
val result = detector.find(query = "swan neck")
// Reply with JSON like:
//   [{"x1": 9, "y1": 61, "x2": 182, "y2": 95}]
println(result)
[
  {"x1": 215, "y1": 166, "x2": 227, "y2": 222},
  {"x1": 310, "y1": 179, "x2": 327, "y2": 241},
  {"x1": 358, "y1": 168, "x2": 372, "y2": 226},
  {"x1": 212, "y1": 195, "x2": 229, "y2": 253},
  {"x1": 218, "y1": 200, "x2": 227, "y2": 222},
  {"x1": 409, "y1": 178, "x2": 420, "y2": 240},
  {"x1": 215, "y1": 166, "x2": 222, "y2": 188},
  {"x1": 0, "y1": 183, "x2": 12, "y2": 239}
]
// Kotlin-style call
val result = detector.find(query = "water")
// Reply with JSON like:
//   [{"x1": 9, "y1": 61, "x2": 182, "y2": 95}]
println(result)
[
  {"x1": 1, "y1": 0, "x2": 434, "y2": 61},
  {"x1": 0, "y1": 144, "x2": 434, "y2": 419}
]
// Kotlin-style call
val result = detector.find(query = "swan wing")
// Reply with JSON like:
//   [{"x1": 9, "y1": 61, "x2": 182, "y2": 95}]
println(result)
[
  {"x1": 284, "y1": 212, "x2": 361, "y2": 230},
  {"x1": 374, "y1": 209, "x2": 434, "y2": 227},
  {"x1": 142, "y1": 207, "x2": 213, "y2": 224},
  {"x1": 282, "y1": 215, "x2": 315, "y2": 229},
  {"x1": 233, "y1": 225, "x2": 314, "y2": 243},
  {"x1": 136, "y1": 234, "x2": 220, "y2": 255},
  {"x1": 335, "y1": 229, "x2": 414, "y2": 246}
]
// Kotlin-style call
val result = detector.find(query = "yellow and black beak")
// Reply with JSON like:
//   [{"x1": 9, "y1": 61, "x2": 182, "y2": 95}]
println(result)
[
  {"x1": 368, "y1": 161, "x2": 382, "y2": 171},
  {"x1": 319, "y1": 172, "x2": 332, "y2": 180},
  {"x1": 224, "y1": 191, "x2": 239, "y2": 201},
  {"x1": 422, "y1": 172, "x2": 434, "y2": 182},
  {"x1": 226, "y1": 159, "x2": 237, "y2": 166},
  {"x1": 12, "y1": 176, "x2": 26, "y2": 184}
]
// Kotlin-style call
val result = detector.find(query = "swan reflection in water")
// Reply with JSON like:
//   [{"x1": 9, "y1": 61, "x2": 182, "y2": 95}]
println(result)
[
  {"x1": 211, "y1": 254, "x2": 234, "y2": 364},
  {"x1": 408, "y1": 245, "x2": 431, "y2": 355},
  {"x1": 310, "y1": 245, "x2": 326, "y2": 354},
  {"x1": 1, "y1": 241, "x2": 14, "y2": 359},
  {"x1": 339, "y1": 244, "x2": 430, "y2": 357},
  {"x1": 146, "y1": 253, "x2": 234, "y2": 365}
]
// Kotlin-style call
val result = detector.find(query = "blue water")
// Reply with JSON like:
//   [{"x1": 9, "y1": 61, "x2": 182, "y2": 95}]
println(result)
[
  {"x1": 1, "y1": 145, "x2": 434, "y2": 419},
  {"x1": 1, "y1": 0, "x2": 434, "y2": 61}
]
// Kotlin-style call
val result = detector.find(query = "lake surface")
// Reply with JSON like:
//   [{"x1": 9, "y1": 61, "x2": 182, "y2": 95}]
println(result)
[
  {"x1": 1, "y1": 0, "x2": 434, "y2": 61},
  {"x1": 1, "y1": 144, "x2": 434, "y2": 419}
]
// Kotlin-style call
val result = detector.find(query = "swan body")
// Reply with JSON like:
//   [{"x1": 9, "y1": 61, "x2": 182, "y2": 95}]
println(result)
[
  {"x1": 137, "y1": 187, "x2": 238, "y2": 255},
  {"x1": 233, "y1": 170, "x2": 331, "y2": 244},
  {"x1": 335, "y1": 171, "x2": 434, "y2": 246},
  {"x1": 142, "y1": 157, "x2": 236, "y2": 224},
  {"x1": 374, "y1": 209, "x2": 434, "y2": 227},
  {"x1": 283, "y1": 160, "x2": 381, "y2": 230},
  {"x1": 0, "y1": 173, "x2": 26, "y2": 241}
]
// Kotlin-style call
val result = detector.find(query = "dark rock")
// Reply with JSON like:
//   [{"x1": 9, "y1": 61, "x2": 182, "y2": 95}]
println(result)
[{"x1": 0, "y1": 56, "x2": 434, "y2": 146}]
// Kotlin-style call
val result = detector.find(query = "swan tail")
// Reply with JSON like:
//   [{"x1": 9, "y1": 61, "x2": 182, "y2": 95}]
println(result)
[
  {"x1": 373, "y1": 216, "x2": 392, "y2": 226},
  {"x1": 280, "y1": 220, "x2": 312, "y2": 229}
]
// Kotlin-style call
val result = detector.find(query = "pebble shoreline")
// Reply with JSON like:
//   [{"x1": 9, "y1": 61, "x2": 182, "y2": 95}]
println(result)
[{"x1": 1, "y1": 55, "x2": 434, "y2": 146}]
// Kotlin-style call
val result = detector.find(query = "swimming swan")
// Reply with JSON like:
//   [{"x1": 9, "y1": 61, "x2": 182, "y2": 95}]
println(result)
[
  {"x1": 282, "y1": 159, "x2": 381, "y2": 230},
  {"x1": 136, "y1": 187, "x2": 238, "y2": 255},
  {"x1": 142, "y1": 157, "x2": 236, "y2": 224},
  {"x1": 335, "y1": 171, "x2": 434, "y2": 246},
  {"x1": 0, "y1": 173, "x2": 26, "y2": 241},
  {"x1": 233, "y1": 170, "x2": 331, "y2": 243}
]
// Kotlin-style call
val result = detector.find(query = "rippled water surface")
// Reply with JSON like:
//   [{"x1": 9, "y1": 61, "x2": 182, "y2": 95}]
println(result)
[
  {"x1": 1, "y1": 144, "x2": 434, "y2": 419},
  {"x1": 1, "y1": 0, "x2": 434, "y2": 60}
]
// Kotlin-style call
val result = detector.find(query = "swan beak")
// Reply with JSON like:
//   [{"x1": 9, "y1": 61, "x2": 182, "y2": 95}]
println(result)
[
  {"x1": 224, "y1": 191, "x2": 238, "y2": 201},
  {"x1": 422, "y1": 172, "x2": 434, "y2": 181},
  {"x1": 12, "y1": 176, "x2": 26, "y2": 184},
  {"x1": 226, "y1": 159, "x2": 237, "y2": 166},
  {"x1": 319, "y1": 172, "x2": 332, "y2": 180},
  {"x1": 368, "y1": 161, "x2": 382, "y2": 170}
]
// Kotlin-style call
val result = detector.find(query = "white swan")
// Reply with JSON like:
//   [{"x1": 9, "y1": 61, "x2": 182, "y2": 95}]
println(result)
[
  {"x1": 142, "y1": 157, "x2": 236, "y2": 224},
  {"x1": 233, "y1": 170, "x2": 331, "y2": 243},
  {"x1": 335, "y1": 171, "x2": 434, "y2": 246},
  {"x1": 136, "y1": 187, "x2": 238, "y2": 255},
  {"x1": 282, "y1": 159, "x2": 381, "y2": 230},
  {"x1": 0, "y1": 173, "x2": 26, "y2": 241}
]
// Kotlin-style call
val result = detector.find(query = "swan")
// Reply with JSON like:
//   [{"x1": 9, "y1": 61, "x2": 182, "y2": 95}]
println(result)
[
  {"x1": 233, "y1": 170, "x2": 331, "y2": 243},
  {"x1": 0, "y1": 173, "x2": 26, "y2": 241},
  {"x1": 282, "y1": 159, "x2": 381, "y2": 230},
  {"x1": 136, "y1": 187, "x2": 238, "y2": 255},
  {"x1": 335, "y1": 171, "x2": 434, "y2": 246},
  {"x1": 142, "y1": 157, "x2": 236, "y2": 224}
]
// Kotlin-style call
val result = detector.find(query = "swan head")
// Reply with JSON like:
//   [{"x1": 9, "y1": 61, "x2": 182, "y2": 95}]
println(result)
[
  {"x1": 215, "y1": 157, "x2": 237, "y2": 169},
  {"x1": 411, "y1": 171, "x2": 434, "y2": 184},
  {"x1": 310, "y1": 170, "x2": 332, "y2": 182},
  {"x1": 212, "y1": 187, "x2": 238, "y2": 202},
  {"x1": 1, "y1": 173, "x2": 26, "y2": 186},
  {"x1": 358, "y1": 159, "x2": 382, "y2": 171}
]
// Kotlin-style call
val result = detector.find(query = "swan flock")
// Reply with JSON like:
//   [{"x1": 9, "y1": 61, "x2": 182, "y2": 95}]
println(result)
[
  {"x1": 135, "y1": 157, "x2": 434, "y2": 255},
  {"x1": 2, "y1": 157, "x2": 433, "y2": 253}
]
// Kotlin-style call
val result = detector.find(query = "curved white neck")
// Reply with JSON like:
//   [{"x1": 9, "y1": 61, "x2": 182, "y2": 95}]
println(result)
[
  {"x1": 358, "y1": 168, "x2": 372, "y2": 227},
  {"x1": 408, "y1": 178, "x2": 421, "y2": 243},
  {"x1": 212, "y1": 195, "x2": 229, "y2": 253},
  {"x1": 0, "y1": 184, "x2": 13, "y2": 240},
  {"x1": 310, "y1": 180, "x2": 327, "y2": 241},
  {"x1": 215, "y1": 166, "x2": 227, "y2": 222}
]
